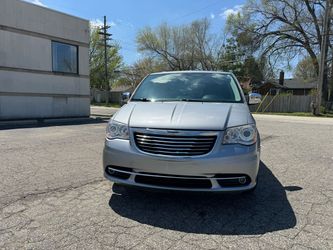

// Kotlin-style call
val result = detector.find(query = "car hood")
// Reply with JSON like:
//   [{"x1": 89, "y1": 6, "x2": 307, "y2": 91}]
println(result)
[{"x1": 113, "y1": 102, "x2": 254, "y2": 130}]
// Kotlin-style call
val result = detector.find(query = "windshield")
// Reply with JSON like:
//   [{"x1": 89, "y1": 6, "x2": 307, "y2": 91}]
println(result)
[{"x1": 131, "y1": 73, "x2": 243, "y2": 103}]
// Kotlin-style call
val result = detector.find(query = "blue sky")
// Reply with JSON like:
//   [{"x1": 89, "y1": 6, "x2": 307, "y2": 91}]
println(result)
[{"x1": 25, "y1": 0, "x2": 245, "y2": 65}]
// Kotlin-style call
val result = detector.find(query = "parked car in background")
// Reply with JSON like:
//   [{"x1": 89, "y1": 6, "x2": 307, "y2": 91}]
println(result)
[{"x1": 103, "y1": 71, "x2": 262, "y2": 192}]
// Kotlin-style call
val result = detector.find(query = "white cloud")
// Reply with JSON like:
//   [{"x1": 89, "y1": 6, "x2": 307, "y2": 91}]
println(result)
[
  {"x1": 220, "y1": 5, "x2": 243, "y2": 19},
  {"x1": 90, "y1": 19, "x2": 117, "y2": 28},
  {"x1": 24, "y1": 0, "x2": 46, "y2": 7},
  {"x1": 115, "y1": 19, "x2": 135, "y2": 29},
  {"x1": 91, "y1": 18, "x2": 135, "y2": 29},
  {"x1": 210, "y1": 13, "x2": 215, "y2": 19},
  {"x1": 90, "y1": 19, "x2": 104, "y2": 28}
]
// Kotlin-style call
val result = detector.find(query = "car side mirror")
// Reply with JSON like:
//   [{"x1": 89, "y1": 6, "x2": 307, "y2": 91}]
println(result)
[
  {"x1": 248, "y1": 93, "x2": 262, "y2": 105},
  {"x1": 121, "y1": 92, "x2": 131, "y2": 104}
]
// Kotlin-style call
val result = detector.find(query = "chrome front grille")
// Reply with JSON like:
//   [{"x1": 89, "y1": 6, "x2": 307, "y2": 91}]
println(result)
[{"x1": 134, "y1": 131, "x2": 217, "y2": 156}]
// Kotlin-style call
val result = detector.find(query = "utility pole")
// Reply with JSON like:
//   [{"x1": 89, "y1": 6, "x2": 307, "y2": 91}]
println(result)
[
  {"x1": 98, "y1": 16, "x2": 112, "y2": 104},
  {"x1": 315, "y1": 0, "x2": 332, "y2": 115}
]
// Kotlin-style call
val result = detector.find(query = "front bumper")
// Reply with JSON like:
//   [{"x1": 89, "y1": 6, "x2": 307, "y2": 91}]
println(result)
[{"x1": 103, "y1": 133, "x2": 260, "y2": 192}]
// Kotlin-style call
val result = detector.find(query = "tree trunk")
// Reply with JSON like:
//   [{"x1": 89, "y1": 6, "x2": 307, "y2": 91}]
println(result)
[{"x1": 328, "y1": 56, "x2": 333, "y2": 108}]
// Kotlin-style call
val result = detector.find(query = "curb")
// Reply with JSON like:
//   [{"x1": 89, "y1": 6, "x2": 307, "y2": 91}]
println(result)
[
  {"x1": 0, "y1": 117, "x2": 108, "y2": 129},
  {"x1": 0, "y1": 119, "x2": 39, "y2": 127},
  {"x1": 90, "y1": 113, "x2": 112, "y2": 118}
]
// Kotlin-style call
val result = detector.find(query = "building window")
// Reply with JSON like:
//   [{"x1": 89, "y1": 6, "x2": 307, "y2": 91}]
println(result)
[{"x1": 52, "y1": 41, "x2": 78, "y2": 74}]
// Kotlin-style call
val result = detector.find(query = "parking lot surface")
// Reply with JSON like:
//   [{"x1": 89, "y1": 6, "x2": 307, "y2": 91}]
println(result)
[{"x1": 0, "y1": 115, "x2": 332, "y2": 249}]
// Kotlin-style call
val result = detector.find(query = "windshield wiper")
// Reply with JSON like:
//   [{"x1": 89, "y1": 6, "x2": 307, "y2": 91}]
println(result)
[
  {"x1": 131, "y1": 98, "x2": 151, "y2": 102},
  {"x1": 152, "y1": 98, "x2": 204, "y2": 102},
  {"x1": 180, "y1": 98, "x2": 203, "y2": 102}
]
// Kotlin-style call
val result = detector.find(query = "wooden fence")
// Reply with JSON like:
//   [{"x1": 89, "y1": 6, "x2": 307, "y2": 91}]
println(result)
[
  {"x1": 249, "y1": 95, "x2": 314, "y2": 113},
  {"x1": 90, "y1": 88, "x2": 134, "y2": 104}
]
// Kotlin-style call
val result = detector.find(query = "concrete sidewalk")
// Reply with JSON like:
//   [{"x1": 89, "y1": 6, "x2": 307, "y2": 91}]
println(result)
[
  {"x1": 0, "y1": 105, "x2": 116, "y2": 129},
  {"x1": 253, "y1": 113, "x2": 333, "y2": 125},
  {"x1": 0, "y1": 106, "x2": 115, "y2": 130},
  {"x1": 90, "y1": 105, "x2": 119, "y2": 117}
]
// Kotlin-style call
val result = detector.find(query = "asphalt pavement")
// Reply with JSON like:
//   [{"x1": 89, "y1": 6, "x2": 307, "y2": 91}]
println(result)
[{"x1": 0, "y1": 112, "x2": 332, "y2": 249}]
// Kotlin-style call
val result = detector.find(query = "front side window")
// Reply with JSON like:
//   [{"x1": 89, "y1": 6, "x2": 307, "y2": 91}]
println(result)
[
  {"x1": 52, "y1": 41, "x2": 78, "y2": 74},
  {"x1": 132, "y1": 73, "x2": 243, "y2": 103}
]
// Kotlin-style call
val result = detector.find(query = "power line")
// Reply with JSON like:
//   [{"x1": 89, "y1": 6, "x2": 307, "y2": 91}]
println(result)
[
  {"x1": 115, "y1": 40, "x2": 137, "y2": 49},
  {"x1": 121, "y1": 47, "x2": 138, "y2": 52},
  {"x1": 108, "y1": 1, "x2": 223, "y2": 59},
  {"x1": 170, "y1": 0, "x2": 221, "y2": 22},
  {"x1": 116, "y1": 1, "x2": 223, "y2": 56}
]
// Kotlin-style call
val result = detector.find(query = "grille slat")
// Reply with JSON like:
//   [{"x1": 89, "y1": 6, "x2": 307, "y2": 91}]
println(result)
[
  {"x1": 136, "y1": 138, "x2": 213, "y2": 145},
  {"x1": 136, "y1": 134, "x2": 215, "y2": 141},
  {"x1": 134, "y1": 131, "x2": 217, "y2": 156},
  {"x1": 140, "y1": 150, "x2": 209, "y2": 156}
]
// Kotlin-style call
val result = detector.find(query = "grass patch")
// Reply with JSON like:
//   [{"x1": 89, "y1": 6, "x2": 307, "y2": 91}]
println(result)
[
  {"x1": 91, "y1": 102, "x2": 121, "y2": 108},
  {"x1": 253, "y1": 112, "x2": 333, "y2": 118}
]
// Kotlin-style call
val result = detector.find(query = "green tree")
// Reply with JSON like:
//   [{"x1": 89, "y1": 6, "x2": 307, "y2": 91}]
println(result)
[
  {"x1": 217, "y1": 38, "x2": 245, "y2": 75},
  {"x1": 89, "y1": 25, "x2": 123, "y2": 89},
  {"x1": 217, "y1": 38, "x2": 264, "y2": 83},
  {"x1": 226, "y1": 13, "x2": 259, "y2": 57},
  {"x1": 136, "y1": 19, "x2": 266, "y2": 88},
  {"x1": 226, "y1": 0, "x2": 332, "y2": 101},
  {"x1": 294, "y1": 57, "x2": 317, "y2": 81}
]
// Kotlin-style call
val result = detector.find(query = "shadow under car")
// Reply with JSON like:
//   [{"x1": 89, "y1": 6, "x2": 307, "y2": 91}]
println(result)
[{"x1": 108, "y1": 161, "x2": 297, "y2": 235}]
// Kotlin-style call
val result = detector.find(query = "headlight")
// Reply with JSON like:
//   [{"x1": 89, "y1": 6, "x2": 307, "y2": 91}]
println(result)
[
  {"x1": 106, "y1": 120, "x2": 129, "y2": 140},
  {"x1": 223, "y1": 124, "x2": 257, "y2": 145}
]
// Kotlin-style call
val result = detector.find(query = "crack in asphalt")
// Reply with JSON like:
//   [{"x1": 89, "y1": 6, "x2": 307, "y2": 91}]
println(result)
[
  {"x1": 260, "y1": 134, "x2": 276, "y2": 142},
  {"x1": 0, "y1": 178, "x2": 105, "y2": 210}
]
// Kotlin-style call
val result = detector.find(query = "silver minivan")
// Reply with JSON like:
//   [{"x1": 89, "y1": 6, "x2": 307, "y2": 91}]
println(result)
[{"x1": 103, "y1": 71, "x2": 261, "y2": 192}]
